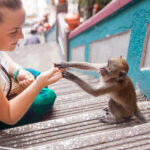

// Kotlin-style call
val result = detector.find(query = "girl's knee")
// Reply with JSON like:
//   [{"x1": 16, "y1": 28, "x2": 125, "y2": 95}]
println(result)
[
  {"x1": 35, "y1": 88, "x2": 56, "y2": 107},
  {"x1": 46, "y1": 89, "x2": 56, "y2": 106}
]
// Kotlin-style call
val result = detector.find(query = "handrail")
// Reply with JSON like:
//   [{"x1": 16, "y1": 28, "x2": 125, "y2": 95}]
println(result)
[{"x1": 68, "y1": 0, "x2": 133, "y2": 39}]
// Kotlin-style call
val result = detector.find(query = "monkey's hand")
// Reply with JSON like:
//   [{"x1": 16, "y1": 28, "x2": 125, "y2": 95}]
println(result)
[
  {"x1": 54, "y1": 62, "x2": 68, "y2": 69},
  {"x1": 62, "y1": 70, "x2": 77, "y2": 80}
]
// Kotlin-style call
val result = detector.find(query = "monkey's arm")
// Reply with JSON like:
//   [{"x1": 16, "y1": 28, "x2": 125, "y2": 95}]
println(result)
[
  {"x1": 55, "y1": 62, "x2": 107, "y2": 72},
  {"x1": 62, "y1": 71, "x2": 113, "y2": 97}
]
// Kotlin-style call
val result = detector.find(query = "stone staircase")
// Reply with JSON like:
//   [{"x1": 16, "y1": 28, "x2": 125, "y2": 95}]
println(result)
[
  {"x1": 1, "y1": 42, "x2": 150, "y2": 149},
  {"x1": 0, "y1": 72, "x2": 150, "y2": 150},
  {"x1": 7, "y1": 42, "x2": 63, "y2": 72}
]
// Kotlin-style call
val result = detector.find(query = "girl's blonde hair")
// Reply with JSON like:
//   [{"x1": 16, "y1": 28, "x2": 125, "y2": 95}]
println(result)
[{"x1": 0, "y1": 0, "x2": 22, "y2": 23}]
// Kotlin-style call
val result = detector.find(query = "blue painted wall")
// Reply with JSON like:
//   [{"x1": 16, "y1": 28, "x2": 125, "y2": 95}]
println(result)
[
  {"x1": 69, "y1": 0, "x2": 150, "y2": 99},
  {"x1": 46, "y1": 24, "x2": 56, "y2": 42}
]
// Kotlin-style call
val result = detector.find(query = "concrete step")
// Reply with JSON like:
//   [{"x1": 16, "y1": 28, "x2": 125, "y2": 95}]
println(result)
[
  {"x1": 0, "y1": 70, "x2": 149, "y2": 150},
  {"x1": 36, "y1": 122, "x2": 150, "y2": 150},
  {"x1": 41, "y1": 97, "x2": 149, "y2": 120},
  {"x1": 0, "y1": 101, "x2": 149, "y2": 149},
  {"x1": 7, "y1": 41, "x2": 63, "y2": 72}
]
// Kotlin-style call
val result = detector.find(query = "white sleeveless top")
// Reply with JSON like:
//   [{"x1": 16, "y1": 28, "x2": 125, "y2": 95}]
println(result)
[{"x1": 0, "y1": 52, "x2": 10, "y2": 95}]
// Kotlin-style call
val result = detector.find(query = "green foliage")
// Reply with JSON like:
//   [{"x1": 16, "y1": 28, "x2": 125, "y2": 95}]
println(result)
[
  {"x1": 78, "y1": 0, "x2": 95, "y2": 7},
  {"x1": 78, "y1": 0, "x2": 112, "y2": 10},
  {"x1": 95, "y1": 0, "x2": 112, "y2": 10},
  {"x1": 77, "y1": 0, "x2": 112, "y2": 21}
]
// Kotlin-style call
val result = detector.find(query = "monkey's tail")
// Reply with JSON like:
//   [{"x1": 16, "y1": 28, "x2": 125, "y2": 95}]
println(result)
[{"x1": 134, "y1": 108, "x2": 147, "y2": 123}]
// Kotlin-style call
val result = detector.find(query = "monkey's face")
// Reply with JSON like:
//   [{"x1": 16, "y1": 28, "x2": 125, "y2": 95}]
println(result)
[{"x1": 100, "y1": 57, "x2": 129, "y2": 82}]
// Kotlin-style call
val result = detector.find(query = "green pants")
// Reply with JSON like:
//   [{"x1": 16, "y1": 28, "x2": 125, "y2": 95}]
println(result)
[{"x1": 0, "y1": 68, "x2": 56, "y2": 130}]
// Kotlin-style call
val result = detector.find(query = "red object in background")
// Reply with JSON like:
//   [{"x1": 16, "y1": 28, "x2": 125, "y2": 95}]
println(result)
[
  {"x1": 65, "y1": 13, "x2": 80, "y2": 31},
  {"x1": 44, "y1": 23, "x2": 51, "y2": 32},
  {"x1": 43, "y1": 13, "x2": 49, "y2": 23},
  {"x1": 93, "y1": 4, "x2": 99, "y2": 12},
  {"x1": 44, "y1": 13, "x2": 49, "y2": 18},
  {"x1": 39, "y1": 20, "x2": 43, "y2": 26},
  {"x1": 59, "y1": 0, "x2": 66, "y2": 4}
]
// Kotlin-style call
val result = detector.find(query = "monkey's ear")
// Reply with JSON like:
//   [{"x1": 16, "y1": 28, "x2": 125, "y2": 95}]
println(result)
[{"x1": 118, "y1": 70, "x2": 127, "y2": 81}]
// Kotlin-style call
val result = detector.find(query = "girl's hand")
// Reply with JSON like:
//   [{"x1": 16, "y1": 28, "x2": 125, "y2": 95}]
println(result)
[
  {"x1": 36, "y1": 68, "x2": 63, "y2": 88},
  {"x1": 17, "y1": 69, "x2": 35, "y2": 88}
]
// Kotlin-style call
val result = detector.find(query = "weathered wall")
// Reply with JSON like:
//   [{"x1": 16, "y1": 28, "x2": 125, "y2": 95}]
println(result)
[{"x1": 89, "y1": 31, "x2": 130, "y2": 63}]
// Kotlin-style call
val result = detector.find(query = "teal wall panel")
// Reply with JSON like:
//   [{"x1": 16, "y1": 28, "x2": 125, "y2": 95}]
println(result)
[
  {"x1": 46, "y1": 24, "x2": 56, "y2": 42},
  {"x1": 69, "y1": 0, "x2": 150, "y2": 99}
]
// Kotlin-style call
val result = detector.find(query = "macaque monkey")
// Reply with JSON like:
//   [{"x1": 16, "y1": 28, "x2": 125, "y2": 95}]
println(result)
[{"x1": 55, "y1": 57, "x2": 147, "y2": 123}]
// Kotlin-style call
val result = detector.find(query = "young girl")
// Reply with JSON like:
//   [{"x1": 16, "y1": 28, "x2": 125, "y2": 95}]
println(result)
[{"x1": 0, "y1": 0, "x2": 62, "y2": 129}]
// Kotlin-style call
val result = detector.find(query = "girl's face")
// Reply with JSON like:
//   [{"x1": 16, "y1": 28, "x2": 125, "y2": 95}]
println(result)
[{"x1": 0, "y1": 7, "x2": 25, "y2": 51}]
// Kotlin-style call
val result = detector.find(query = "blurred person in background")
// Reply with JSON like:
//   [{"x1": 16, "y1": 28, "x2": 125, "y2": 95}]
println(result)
[{"x1": 24, "y1": 29, "x2": 40, "y2": 46}]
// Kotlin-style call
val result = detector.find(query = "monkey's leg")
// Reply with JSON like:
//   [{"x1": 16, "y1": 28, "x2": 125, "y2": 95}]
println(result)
[
  {"x1": 109, "y1": 99, "x2": 132, "y2": 119},
  {"x1": 99, "y1": 99, "x2": 132, "y2": 123}
]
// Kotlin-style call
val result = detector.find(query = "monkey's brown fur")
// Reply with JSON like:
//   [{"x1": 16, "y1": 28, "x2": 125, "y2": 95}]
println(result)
[{"x1": 55, "y1": 57, "x2": 147, "y2": 123}]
